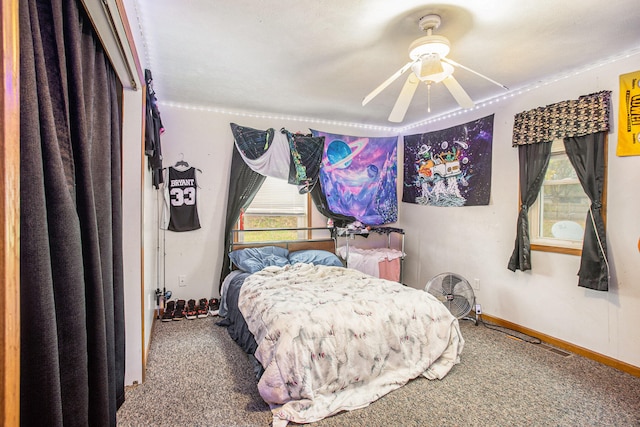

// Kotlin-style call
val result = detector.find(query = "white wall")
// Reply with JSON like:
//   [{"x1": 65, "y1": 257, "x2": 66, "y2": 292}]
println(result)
[
  {"x1": 146, "y1": 52, "x2": 640, "y2": 371},
  {"x1": 156, "y1": 108, "x2": 396, "y2": 302},
  {"x1": 118, "y1": 0, "x2": 161, "y2": 385},
  {"x1": 142, "y1": 149, "x2": 159, "y2": 371},
  {"x1": 121, "y1": 88, "x2": 145, "y2": 385},
  {"x1": 121, "y1": 88, "x2": 162, "y2": 386},
  {"x1": 399, "y1": 52, "x2": 640, "y2": 368},
  {"x1": 122, "y1": 93, "x2": 161, "y2": 387}
]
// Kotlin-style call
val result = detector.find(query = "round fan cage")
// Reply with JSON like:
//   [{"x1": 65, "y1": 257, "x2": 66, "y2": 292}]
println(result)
[{"x1": 425, "y1": 272, "x2": 476, "y2": 321}]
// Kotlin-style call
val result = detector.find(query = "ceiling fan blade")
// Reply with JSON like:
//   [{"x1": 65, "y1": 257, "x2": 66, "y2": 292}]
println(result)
[
  {"x1": 442, "y1": 75, "x2": 475, "y2": 109},
  {"x1": 388, "y1": 73, "x2": 420, "y2": 122},
  {"x1": 441, "y1": 57, "x2": 509, "y2": 90},
  {"x1": 362, "y1": 60, "x2": 416, "y2": 106}
]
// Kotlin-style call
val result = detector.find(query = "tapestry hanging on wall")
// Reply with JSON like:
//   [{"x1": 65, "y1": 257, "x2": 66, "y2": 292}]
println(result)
[
  {"x1": 617, "y1": 70, "x2": 640, "y2": 156},
  {"x1": 403, "y1": 114, "x2": 494, "y2": 207},
  {"x1": 311, "y1": 130, "x2": 398, "y2": 225}
]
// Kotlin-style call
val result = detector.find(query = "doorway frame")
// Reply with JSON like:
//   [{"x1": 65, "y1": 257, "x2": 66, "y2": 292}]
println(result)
[{"x1": 0, "y1": 0, "x2": 20, "y2": 425}]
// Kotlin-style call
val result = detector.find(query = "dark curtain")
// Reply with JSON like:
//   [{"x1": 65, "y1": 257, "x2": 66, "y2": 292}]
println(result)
[
  {"x1": 20, "y1": 0, "x2": 125, "y2": 426},
  {"x1": 219, "y1": 144, "x2": 266, "y2": 290},
  {"x1": 564, "y1": 132, "x2": 609, "y2": 290},
  {"x1": 507, "y1": 142, "x2": 552, "y2": 272}
]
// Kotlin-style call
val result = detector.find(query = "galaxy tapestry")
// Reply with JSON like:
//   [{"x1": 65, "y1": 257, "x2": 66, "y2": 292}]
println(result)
[
  {"x1": 403, "y1": 115, "x2": 494, "y2": 207},
  {"x1": 311, "y1": 130, "x2": 398, "y2": 225}
]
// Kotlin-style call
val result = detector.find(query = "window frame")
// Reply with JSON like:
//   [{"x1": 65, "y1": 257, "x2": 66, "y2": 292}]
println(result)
[{"x1": 529, "y1": 137, "x2": 607, "y2": 256}]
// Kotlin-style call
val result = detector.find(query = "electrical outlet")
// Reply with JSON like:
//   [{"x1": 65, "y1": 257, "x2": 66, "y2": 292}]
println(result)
[
  {"x1": 475, "y1": 303, "x2": 482, "y2": 315},
  {"x1": 473, "y1": 278, "x2": 480, "y2": 290},
  {"x1": 178, "y1": 275, "x2": 186, "y2": 287}
]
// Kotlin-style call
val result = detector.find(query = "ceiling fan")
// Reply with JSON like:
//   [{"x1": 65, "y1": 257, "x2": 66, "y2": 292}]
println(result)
[{"x1": 362, "y1": 14, "x2": 508, "y2": 122}]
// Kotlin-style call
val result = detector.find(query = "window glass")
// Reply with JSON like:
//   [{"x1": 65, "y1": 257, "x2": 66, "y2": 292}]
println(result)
[
  {"x1": 529, "y1": 140, "x2": 590, "y2": 252},
  {"x1": 235, "y1": 177, "x2": 309, "y2": 242}
]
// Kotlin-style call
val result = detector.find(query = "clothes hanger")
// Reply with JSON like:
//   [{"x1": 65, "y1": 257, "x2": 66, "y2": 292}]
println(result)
[
  {"x1": 174, "y1": 153, "x2": 189, "y2": 169},
  {"x1": 172, "y1": 153, "x2": 202, "y2": 173}
]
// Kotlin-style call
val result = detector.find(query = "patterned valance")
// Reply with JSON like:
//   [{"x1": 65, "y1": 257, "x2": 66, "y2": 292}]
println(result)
[{"x1": 512, "y1": 91, "x2": 611, "y2": 146}]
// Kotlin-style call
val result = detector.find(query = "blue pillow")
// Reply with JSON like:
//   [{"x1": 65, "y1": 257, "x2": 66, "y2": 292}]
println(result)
[
  {"x1": 288, "y1": 250, "x2": 343, "y2": 267},
  {"x1": 229, "y1": 246, "x2": 289, "y2": 273}
]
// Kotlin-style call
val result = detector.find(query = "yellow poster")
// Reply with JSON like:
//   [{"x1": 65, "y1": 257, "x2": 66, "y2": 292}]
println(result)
[{"x1": 617, "y1": 70, "x2": 640, "y2": 156}]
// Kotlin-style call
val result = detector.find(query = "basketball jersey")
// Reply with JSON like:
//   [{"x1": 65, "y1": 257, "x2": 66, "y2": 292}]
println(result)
[{"x1": 167, "y1": 166, "x2": 201, "y2": 231}]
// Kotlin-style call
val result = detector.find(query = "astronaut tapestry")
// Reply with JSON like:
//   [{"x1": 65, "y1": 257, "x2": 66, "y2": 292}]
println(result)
[
  {"x1": 403, "y1": 115, "x2": 494, "y2": 207},
  {"x1": 311, "y1": 130, "x2": 398, "y2": 225}
]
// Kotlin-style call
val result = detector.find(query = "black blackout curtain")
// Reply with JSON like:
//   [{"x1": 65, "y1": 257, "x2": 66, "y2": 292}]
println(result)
[
  {"x1": 20, "y1": 0, "x2": 125, "y2": 425},
  {"x1": 508, "y1": 91, "x2": 610, "y2": 291},
  {"x1": 219, "y1": 144, "x2": 267, "y2": 289},
  {"x1": 564, "y1": 132, "x2": 608, "y2": 291},
  {"x1": 507, "y1": 141, "x2": 552, "y2": 272}
]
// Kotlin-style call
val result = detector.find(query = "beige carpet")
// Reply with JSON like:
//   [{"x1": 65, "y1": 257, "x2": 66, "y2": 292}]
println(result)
[{"x1": 117, "y1": 316, "x2": 640, "y2": 426}]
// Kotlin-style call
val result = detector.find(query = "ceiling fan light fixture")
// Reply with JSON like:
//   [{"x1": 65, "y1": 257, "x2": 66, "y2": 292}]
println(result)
[
  {"x1": 413, "y1": 57, "x2": 454, "y2": 83},
  {"x1": 414, "y1": 54, "x2": 443, "y2": 76},
  {"x1": 409, "y1": 35, "x2": 450, "y2": 59},
  {"x1": 362, "y1": 13, "x2": 506, "y2": 122}
]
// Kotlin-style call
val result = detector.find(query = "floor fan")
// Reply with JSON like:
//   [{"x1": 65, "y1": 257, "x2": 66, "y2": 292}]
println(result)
[{"x1": 425, "y1": 272, "x2": 478, "y2": 325}]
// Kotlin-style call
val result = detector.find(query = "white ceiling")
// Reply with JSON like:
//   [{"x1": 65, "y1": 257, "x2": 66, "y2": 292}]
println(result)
[{"x1": 128, "y1": 0, "x2": 640, "y2": 128}]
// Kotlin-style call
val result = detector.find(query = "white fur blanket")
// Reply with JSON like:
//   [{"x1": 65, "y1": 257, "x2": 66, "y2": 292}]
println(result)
[{"x1": 239, "y1": 263, "x2": 465, "y2": 426}]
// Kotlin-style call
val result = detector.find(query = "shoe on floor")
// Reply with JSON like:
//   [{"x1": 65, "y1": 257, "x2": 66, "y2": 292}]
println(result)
[
  {"x1": 173, "y1": 299, "x2": 186, "y2": 321},
  {"x1": 161, "y1": 300, "x2": 175, "y2": 322},
  {"x1": 197, "y1": 298, "x2": 208, "y2": 318},
  {"x1": 185, "y1": 299, "x2": 197, "y2": 320},
  {"x1": 208, "y1": 298, "x2": 220, "y2": 316}
]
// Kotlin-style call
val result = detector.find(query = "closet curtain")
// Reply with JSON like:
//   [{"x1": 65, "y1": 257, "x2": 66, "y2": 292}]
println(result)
[
  {"x1": 564, "y1": 132, "x2": 608, "y2": 291},
  {"x1": 20, "y1": 0, "x2": 125, "y2": 425}
]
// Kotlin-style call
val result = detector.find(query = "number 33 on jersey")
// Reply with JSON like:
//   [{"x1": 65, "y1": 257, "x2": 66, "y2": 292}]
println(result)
[{"x1": 167, "y1": 166, "x2": 201, "y2": 231}]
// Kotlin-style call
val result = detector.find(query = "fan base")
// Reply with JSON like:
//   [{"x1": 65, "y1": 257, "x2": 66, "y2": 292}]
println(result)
[{"x1": 418, "y1": 14, "x2": 441, "y2": 33}]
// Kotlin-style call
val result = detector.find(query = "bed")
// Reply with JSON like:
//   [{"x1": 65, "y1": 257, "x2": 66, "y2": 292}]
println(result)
[{"x1": 218, "y1": 236, "x2": 464, "y2": 426}]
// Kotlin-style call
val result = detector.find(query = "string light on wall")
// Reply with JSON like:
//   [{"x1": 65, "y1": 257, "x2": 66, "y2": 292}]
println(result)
[
  {"x1": 132, "y1": 0, "x2": 152, "y2": 70},
  {"x1": 160, "y1": 101, "x2": 397, "y2": 132}
]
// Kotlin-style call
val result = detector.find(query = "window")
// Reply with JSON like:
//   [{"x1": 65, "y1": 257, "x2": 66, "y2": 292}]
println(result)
[
  {"x1": 529, "y1": 139, "x2": 605, "y2": 255},
  {"x1": 235, "y1": 176, "x2": 310, "y2": 242}
]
